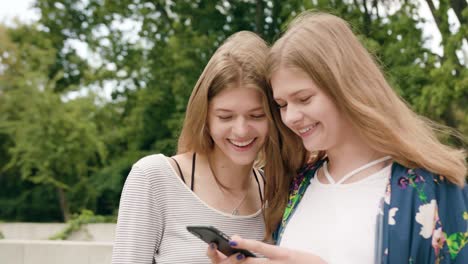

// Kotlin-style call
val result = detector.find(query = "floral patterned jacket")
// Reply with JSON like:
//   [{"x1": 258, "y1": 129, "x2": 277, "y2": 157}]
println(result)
[{"x1": 275, "y1": 161, "x2": 468, "y2": 263}]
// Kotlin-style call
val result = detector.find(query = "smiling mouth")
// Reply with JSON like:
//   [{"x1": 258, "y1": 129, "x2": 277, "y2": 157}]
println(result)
[
  {"x1": 228, "y1": 138, "x2": 256, "y2": 149},
  {"x1": 298, "y1": 122, "x2": 319, "y2": 136}
]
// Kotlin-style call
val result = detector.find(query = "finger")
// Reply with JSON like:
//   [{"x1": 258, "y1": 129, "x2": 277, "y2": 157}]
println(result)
[
  {"x1": 206, "y1": 243, "x2": 225, "y2": 263},
  {"x1": 241, "y1": 258, "x2": 266, "y2": 264},
  {"x1": 219, "y1": 253, "x2": 245, "y2": 264},
  {"x1": 230, "y1": 235, "x2": 287, "y2": 259},
  {"x1": 238, "y1": 253, "x2": 269, "y2": 264}
]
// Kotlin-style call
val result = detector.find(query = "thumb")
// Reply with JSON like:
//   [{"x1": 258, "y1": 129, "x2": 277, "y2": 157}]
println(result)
[
  {"x1": 230, "y1": 235, "x2": 287, "y2": 259},
  {"x1": 206, "y1": 243, "x2": 227, "y2": 263}
]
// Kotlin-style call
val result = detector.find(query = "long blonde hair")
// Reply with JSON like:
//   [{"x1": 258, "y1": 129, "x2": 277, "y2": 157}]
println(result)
[
  {"x1": 263, "y1": 11, "x2": 467, "y2": 239},
  {"x1": 177, "y1": 31, "x2": 282, "y2": 173}
]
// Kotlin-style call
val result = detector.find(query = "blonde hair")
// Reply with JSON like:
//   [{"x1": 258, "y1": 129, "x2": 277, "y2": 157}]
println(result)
[
  {"x1": 177, "y1": 31, "x2": 282, "y2": 172},
  {"x1": 263, "y1": 11, "x2": 467, "y2": 239}
]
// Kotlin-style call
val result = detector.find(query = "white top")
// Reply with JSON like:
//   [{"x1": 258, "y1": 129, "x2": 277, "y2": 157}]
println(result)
[
  {"x1": 279, "y1": 164, "x2": 391, "y2": 264},
  {"x1": 111, "y1": 154, "x2": 265, "y2": 264}
]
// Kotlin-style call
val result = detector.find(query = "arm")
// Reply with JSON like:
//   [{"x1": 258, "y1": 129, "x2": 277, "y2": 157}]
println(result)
[
  {"x1": 111, "y1": 165, "x2": 163, "y2": 264},
  {"x1": 206, "y1": 235, "x2": 327, "y2": 264},
  {"x1": 436, "y1": 180, "x2": 468, "y2": 263}
]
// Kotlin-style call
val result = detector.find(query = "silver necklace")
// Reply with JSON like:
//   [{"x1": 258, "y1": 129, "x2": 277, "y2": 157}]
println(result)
[
  {"x1": 208, "y1": 158, "x2": 252, "y2": 215},
  {"x1": 230, "y1": 181, "x2": 251, "y2": 215}
]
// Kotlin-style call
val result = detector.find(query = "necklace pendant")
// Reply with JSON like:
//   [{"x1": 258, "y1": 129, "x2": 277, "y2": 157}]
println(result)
[{"x1": 231, "y1": 209, "x2": 239, "y2": 215}]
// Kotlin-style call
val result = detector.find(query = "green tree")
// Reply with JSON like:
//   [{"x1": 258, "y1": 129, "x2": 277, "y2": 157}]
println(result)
[
  {"x1": 1, "y1": 0, "x2": 465, "y2": 222},
  {"x1": 421, "y1": 0, "x2": 468, "y2": 144},
  {"x1": 0, "y1": 24, "x2": 106, "y2": 221}
]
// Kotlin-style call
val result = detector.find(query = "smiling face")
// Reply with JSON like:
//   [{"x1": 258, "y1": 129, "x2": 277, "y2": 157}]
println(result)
[
  {"x1": 207, "y1": 86, "x2": 269, "y2": 165},
  {"x1": 271, "y1": 67, "x2": 353, "y2": 153}
]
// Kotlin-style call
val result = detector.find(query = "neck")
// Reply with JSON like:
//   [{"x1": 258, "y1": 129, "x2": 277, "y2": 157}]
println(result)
[
  {"x1": 205, "y1": 150, "x2": 253, "y2": 192},
  {"x1": 325, "y1": 133, "x2": 386, "y2": 182}
]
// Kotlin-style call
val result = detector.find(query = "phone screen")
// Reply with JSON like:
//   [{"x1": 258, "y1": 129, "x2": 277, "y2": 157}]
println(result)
[{"x1": 186, "y1": 225, "x2": 256, "y2": 258}]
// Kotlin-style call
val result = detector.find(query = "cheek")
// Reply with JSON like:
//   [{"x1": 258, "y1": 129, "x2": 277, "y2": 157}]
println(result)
[
  {"x1": 207, "y1": 120, "x2": 223, "y2": 139},
  {"x1": 312, "y1": 98, "x2": 334, "y2": 121},
  {"x1": 279, "y1": 110, "x2": 288, "y2": 126},
  {"x1": 212, "y1": 125, "x2": 228, "y2": 135},
  {"x1": 319, "y1": 107, "x2": 343, "y2": 136},
  {"x1": 252, "y1": 120, "x2": 269, "y2": 136},
  {"x1": 260, "y1": 122, "x2": 269, "y2": 136}
]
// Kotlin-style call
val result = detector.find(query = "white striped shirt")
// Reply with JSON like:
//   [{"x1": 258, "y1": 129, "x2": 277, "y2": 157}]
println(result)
[{"x1": 111, "y1": 154, "x2": 265, "y2": 264}]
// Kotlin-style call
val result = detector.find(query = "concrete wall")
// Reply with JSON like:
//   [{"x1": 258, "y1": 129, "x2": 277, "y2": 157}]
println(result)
[
  {"x1": 0, "y1": 223, "x2": 116, "y2": 241},
  {"x1": 0, "y1": 223, "x2": 116, "y2": 264},
  {"x1": 0, "y1": 223, "x2": 66, "y2": 240},
  {"x1": 0, "y1": 240, "x2": 113, "y2": 264}
]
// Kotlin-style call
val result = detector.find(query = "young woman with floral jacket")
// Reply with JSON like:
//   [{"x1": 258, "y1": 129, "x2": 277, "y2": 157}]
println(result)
[{"x1": 208, "y1": 11, "x2": 467, "y2": 264}]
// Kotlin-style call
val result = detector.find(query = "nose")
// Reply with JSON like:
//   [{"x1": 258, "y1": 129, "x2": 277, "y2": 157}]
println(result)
[
  {"x1": 282, "y1": 104, "x2": 303, "y2": 127},
  {"x1": 232, "y1": 117, "x2": 249, "y2": 137}
]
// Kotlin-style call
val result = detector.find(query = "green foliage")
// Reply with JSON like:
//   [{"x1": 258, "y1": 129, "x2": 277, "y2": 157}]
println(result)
[
  {"x1": 0, "y1": 0, "x2": 466, "y2": 222},
  {"x1": 446, "y1": 231, "x2": 468, "y2": 259},
  {"x1": 0, "y1": 24, "x2": 107, "y2": 220},
  {"x1": 0, "y1": 179, "x2": 62, "y2": 221},
  {"x1": 49, "y1": 209, "x2": 115, "y2": 240}
]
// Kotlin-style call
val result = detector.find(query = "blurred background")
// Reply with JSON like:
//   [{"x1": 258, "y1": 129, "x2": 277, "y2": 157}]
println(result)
[{"x1": 0, "y1": 0, "x2": 466, "y2": 226}]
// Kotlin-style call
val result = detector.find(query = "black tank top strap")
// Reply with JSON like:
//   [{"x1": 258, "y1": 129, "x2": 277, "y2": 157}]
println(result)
[
  {"x1": 170, "y1": 157, "x2": 185, "y2": 184},
  {"x1": 258, "y1": 169, "x2": 265, "y2": 183},
  {"x1": 191, "y1": 152, "x2": 196, "y2": 191},
  {"x1": 253, "y1": 169, "x2": 264, "y2": 203}
]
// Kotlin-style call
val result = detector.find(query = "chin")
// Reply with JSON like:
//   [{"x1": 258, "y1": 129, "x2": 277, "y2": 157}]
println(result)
[
  {"x1": 229, "y1": 155, "x2": 257, "y2": 166},
  {"x1": 303, "y1": 142, "x2": 323, "y2": 152}
]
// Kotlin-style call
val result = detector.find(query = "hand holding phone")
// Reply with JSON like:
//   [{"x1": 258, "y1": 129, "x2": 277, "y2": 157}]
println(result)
[{"x1": 187, "y1": 225, "x2": 257, "y2": 258}]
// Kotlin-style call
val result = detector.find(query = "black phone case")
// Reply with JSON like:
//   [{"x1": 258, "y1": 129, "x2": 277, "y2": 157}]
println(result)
[{"x1": 186, "y1": 225, "x2": 256, "y2": 257}]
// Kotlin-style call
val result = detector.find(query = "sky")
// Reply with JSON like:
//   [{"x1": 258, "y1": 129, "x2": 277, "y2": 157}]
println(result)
[
  {"x1": 0, "y1": 0, "x2": 447, "y2": 54},
  {"x1": 0, "y1": 0, "x2": 40, "y2": 26},
  {"x1": 3, "y1": 0, "x2": 461, "y2": 100}
]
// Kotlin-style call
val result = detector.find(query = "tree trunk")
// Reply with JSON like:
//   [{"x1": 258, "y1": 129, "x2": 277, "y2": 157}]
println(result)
[
  {"x1": 256, "y1": 0, "x2": 264, "y2": 36},
  {"x1": 441, "y1": 106, "x2": 466, "y2": 147},
  {"x1": 425, "y1": 0, "x2": 464, "y2": 68},
  {"x1": 450, "y1": 0, "x2": 467, "y2": 25},
  {"x1": 57, "y1": 187, "x2": 71, "y2": 222},
  {"x1": 362, "y1": 0, "x2": 372, "y2": 37},
  {"x1": 425, "y1": 0, "x2": 441, "y2": 28}
]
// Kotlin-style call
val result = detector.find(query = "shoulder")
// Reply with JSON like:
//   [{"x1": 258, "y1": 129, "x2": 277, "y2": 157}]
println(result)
[
  {"x1": 168, "y1": 152, "x2": 193, "y2": 169},
  {"x1": 390, "y1": 163, "x2": 466, "y2": 195},
  {"x1": 129, "y1": 153, "x2": 178, "y2": 183},
  {"x1": 389, "y1": 163, "x2": 467, "y2": 223},
  {"x1": 293, "y1": 159, "x2": 326, "y2": 184},
  {"x1": 388, "y1": 163, "x2": 468, "y2": 261},
  {"x1": 389, "y1": 163, "x2": 468, "y2": 234},
  {"x1": 166, "y1": 152, "x2": 194, "y2": 181},
  {"x1": 133, "y1": 153, "x2": 169, "y2": 171},
  {"x1": 120, "y1": 154, "x2": 171, "y2": 200}
]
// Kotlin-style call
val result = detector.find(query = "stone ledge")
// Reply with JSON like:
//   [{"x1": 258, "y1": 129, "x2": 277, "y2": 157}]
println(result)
[
  {"x1": 0, "y1": 239, "x2": 113, "y2": 264},
  {"x1": 0, "y1": 223, "x2": 116, "y2": 241}
]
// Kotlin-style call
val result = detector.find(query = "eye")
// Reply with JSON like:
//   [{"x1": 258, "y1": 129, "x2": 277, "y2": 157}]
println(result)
[
  {"x1": 218, "y1": 116, "x2": 232, "y2": 120},
  {"x1": 274, "y1": 101, "x2": 287, "y2": 109},
  {"x1": 251, "y1": 113, "x2": 266, "y2": 119},
  {"x1": 299, "y1": 96, "x2": 312, "y2": 103}
]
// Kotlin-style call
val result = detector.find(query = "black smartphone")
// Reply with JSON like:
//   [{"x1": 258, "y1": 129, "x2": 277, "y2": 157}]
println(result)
[{"x1": 186, "y1": 225, "x2": 257, "y2": 258}]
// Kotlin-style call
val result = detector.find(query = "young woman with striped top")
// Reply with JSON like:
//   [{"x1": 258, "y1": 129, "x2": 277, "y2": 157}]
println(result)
[{"x1": 111, "y1": 31, "x2": 282, "y2": 264}]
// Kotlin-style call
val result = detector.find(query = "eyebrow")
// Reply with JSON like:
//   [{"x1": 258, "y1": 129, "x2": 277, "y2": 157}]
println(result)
[
  {"x1": 274, "y1": 88, "x2": 310, "y2": 101},
  {"x1": 214, "y1": 107, "x2": 264, "y2": 112}
]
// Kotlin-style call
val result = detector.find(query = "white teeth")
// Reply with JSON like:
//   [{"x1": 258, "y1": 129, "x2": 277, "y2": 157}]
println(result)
[
  {"x1": 298, "y1": 123, "x2": 318, "y2": 134},
  {"x1": 229, "y1": 139, "x2": 255, "y2": 147}
]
